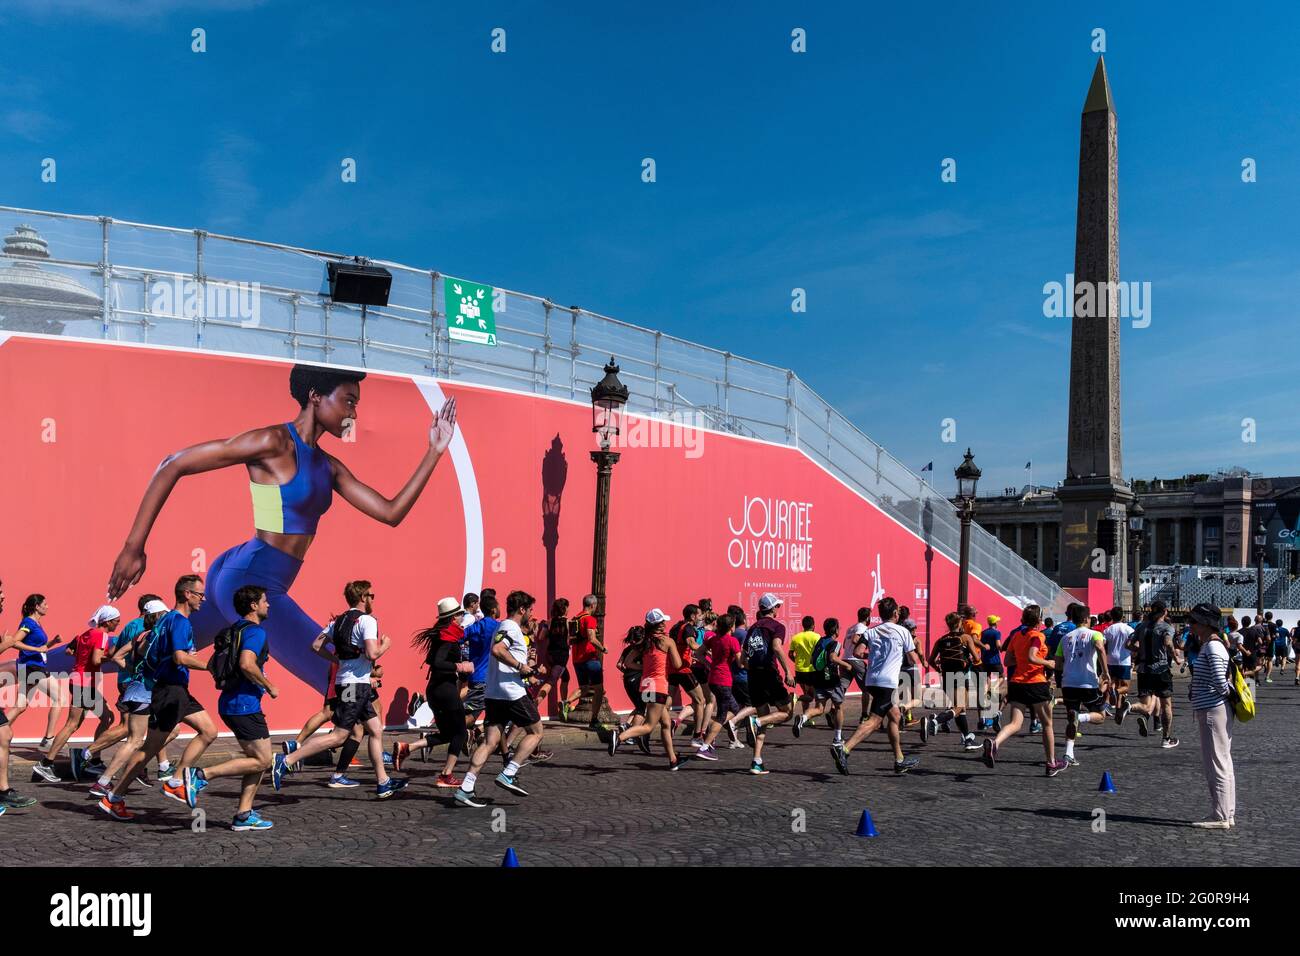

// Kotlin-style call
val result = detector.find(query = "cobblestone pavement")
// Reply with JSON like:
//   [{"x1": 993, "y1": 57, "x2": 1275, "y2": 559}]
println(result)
[{"x1": 5, "y1": 672, "x2": 1296, "y2": 866}]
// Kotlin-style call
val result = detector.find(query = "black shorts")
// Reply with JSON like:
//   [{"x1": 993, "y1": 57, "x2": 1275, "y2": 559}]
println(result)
[
  {"x1": 484, "y1": 696, "x2": 540, "y2": 729},
  {"x1": 732, "y1": 678, "x2": 751, "y2": 708},
  {"x1": 691, "y1": 663, "x2": 711, "y2": 688},
  {"x1": 864, "y1": 685, "x2": 897, "y2": 718},
  {"x1": 623, "y1": 673, "x2": 648, "y2": 716},
  {"x1": 149, "y1": 683, "x2": 204, "y2": 734},
  {"x1": 331, "y1": 682, "x2": 378, "y2": 731},
  {"x1": 747, "y1": 668, "x2": 789, "y2": 709},
  {"x1": 0, "y1": 708, "x2": 7, "y2": 727},
  {"x1": 1137, "y1": 671, "x2": 1174, "y2": 699},
  {"x1": 667, "y1": 671, "x2": 699, "y2": 693},
  {"x1": 1062, "y1": 686, "x2": 1106, "y2": 712},
  {"x1": 222, "y1": 711, "x2": 269, "y2": 742},
  {"x1": 1007, "y1": 682, "x2": 1051, "y2": 707},
  {"x1": 117, "y1": 696, "x2": 151, "y2": 717},
  {"x1": 709, "y1": 682, "x2": 741, "y2": 717}
]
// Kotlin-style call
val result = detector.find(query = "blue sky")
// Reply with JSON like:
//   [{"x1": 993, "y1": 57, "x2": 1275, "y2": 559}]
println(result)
[{"x1": 2, "y1": 0, "x2": 1297, "y2": 495}]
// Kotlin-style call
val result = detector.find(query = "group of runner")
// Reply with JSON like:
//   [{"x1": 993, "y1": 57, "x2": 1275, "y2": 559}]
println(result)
[{"x1": 2, "y1": 569, "x2": 1288, "y2": 826}]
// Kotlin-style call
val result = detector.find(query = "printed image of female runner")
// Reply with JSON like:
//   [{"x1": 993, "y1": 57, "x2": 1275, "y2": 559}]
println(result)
[{"x1": 106, "y1": 365, "x2": 458, "y2": 691}]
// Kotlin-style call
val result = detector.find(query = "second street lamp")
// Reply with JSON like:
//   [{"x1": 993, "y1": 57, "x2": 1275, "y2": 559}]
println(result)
[
  {"x1": 954, "y1": 449, "x2": 981, "y2": 609},
  {"x1": 583, "y1": 358, "x2": 629, "y2": 726},
  {"x1": 1255, "y1": 520, "x2": 1268, "y2": 620},
  {"x1": 1128, "y1": 499, "x2": 1145, "y2": 617}
]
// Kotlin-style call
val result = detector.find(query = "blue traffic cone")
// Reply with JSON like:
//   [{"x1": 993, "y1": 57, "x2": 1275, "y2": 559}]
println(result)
[
  {"x1": 1098, "y1": 771, "x2": 1116, "y2": 794},
  {"x1": 502, "y1": 847, "x2": 520, "y2": 867},
  {"x1": 855, "y1": 810, "x2": 878, "y2": 837}
]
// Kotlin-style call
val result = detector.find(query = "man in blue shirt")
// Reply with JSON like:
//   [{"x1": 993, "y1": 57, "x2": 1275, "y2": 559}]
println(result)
[
  {"x1": 101, "y1": 575, "x2": 216, "y2": 819},
  {"x1": 192, "y1": 584, "x2": 278, "y2": 831},
  {"x1": 462, "y1": 593, "x2": 502, "y2": 745}
]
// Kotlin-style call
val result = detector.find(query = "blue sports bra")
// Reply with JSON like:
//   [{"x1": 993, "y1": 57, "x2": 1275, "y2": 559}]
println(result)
[{"x1": 250, "y1": 423, "x2": 333, "y2": 535}]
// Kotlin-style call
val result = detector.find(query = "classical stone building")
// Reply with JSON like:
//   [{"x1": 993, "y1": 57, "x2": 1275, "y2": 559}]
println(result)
[{"x1": 971, "y1": 471, "x2": 1300, "y2": 582}]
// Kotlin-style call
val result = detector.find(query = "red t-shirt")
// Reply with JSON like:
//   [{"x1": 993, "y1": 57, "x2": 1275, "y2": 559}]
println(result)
[
  {"x1": 706, "y1": 633, "x2": 740, "y2": 686},
  {"x1": 572, "y1": 614, "x2": 600, "y2": 664},
  {"x1": 71, "y1": 627, "x2": 111, "y2": 681}
]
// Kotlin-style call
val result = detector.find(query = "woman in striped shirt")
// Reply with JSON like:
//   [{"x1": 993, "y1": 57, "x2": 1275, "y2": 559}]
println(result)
[{"x1": 1187, "y1": 603, "x2": 1235, "y2": 829}]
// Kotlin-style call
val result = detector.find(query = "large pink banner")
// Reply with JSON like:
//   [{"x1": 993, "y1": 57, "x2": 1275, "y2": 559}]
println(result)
[{"x1": 0, "y1": 334, "x2": 1026, "y2": 736}]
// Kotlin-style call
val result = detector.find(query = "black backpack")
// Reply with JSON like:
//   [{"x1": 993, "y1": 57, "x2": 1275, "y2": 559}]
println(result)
[
  {"x1": 332, "y1": 609, "x2": 366, "y2": 660},
  {"x1": 210, "y1": 620, "x2": 255, "y2": 690}
]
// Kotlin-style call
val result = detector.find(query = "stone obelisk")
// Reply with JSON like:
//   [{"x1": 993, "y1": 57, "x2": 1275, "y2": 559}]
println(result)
[{"x1": 1057, "y1": 57, "x2": 1133, "y2": 593}]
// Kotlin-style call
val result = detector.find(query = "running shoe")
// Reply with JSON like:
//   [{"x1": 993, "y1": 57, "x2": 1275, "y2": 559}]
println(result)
[
  {"x1": 69, "y1": 747, "x2": 86, "y2": 781},
  {"x1": 38, "y1": 736, "x2": 53, "y2": 751},
  {"x1": 494, "y1": 772, "x2": 528, "y2": 796},
  {"x1": 271, "y1": 753, "x2": 288, "y2": 791},
  {"x1": 528, "y1": 749, "x2": 554, "y2": 764},
  {"x1": 392, "y1": 740, "x2": 410, "y2": 771},
  {"x1": 382, "y1": 751, "x2": 394, "y2": 766},
  {"x1": 1115, "y1": 699, "x2": 1132, "y2": 725},
  {"x1": 30, "y1": 762, "x2": 60, "y2": 784},
  {"x1": 376, "y1": 777, "x2": 410, "y2": 799},
  {"x1": 85, "y1": 759, "x2": 107, "y2": 777},
  {"x1": 635, "y1": 735, "x2": 653, "y2": 756},
  {"x1": 1161, "y1": 737, "x2": 1180, "y2": 749},
  {"x1": 668, "y1": 758, "x2": 685, "y2": 772},
  {"x1": 748, "y1": 760, "x2": 769, "y2": 775},
  {"x1": 435, "y1": 774, "x2": 463, "y2": 788},
  {"x1": 1030, "y1": 719, "x2": 1043, "y2": 734},
  {"x1": 231, "y1": 810, "x2": 274, "y2": 831},
  {"x1": 962, "y1": 734, "x2": 981, "y2": 752},
  {"x1": 746, "y1": 715, "x2": 759, "y2": 747},
  {"x1": 350, "y1": 756, "x2": 363, "y2": 768},
  {"x1": 0, "y1": 805, "x2": 4, "y2": 817},
  {"x1": 991, "y1": 713, "x2": 1002, "y2": 733},
  {"x1": 454, "y1": 788, "x2": 486, "y2": 808},
  {"x1": 927, "y1": 713, "x2": 939, "y2": 738},
  {"x1": 980, "y1": 738, "x2": 996, "y2": 769},
  {"x1": 894, "y1": 755, "x2": 921, "y2": 774},
  {"x1": 695, "y1": 744, "x2": 719, "y2": 761},
  {"x1": 793, "y1": 715, "x2": 806, "y2": 738},
  {"x1": 1136, "y1": 715, "x2": 1149, "y2": 737},
  {"x1": 88, "y1": 781, "x2": 110, "y2": 799},
  {"x1": 327, "y1": 774, "x2": 360, "y2": 788},
  {"x1": 608, "y1": 731, "x2": 621, "y2": 756},
  {"x1": 161, "y1": 779, "x2": 188, "y2": 805},
  {"x1": 1064, "y1": 754, "x2": 1080, "y2": 767},
  {"x1": 830, "y1": 743, "x2": 849, "y2": 776},
  {"x1": 185, "y1": 767, "x2": 206, "y2": 808},
  {"x1": 727, "y1": 739, "x2": 745, "y2": 750},
  {"x1": 691, "y1": 737, "x2": 707, "y2": 749},
  {"x1": 938, "y1": 717, "x2": 951, "y2": 734},
  {"x1": 135, "y1": 769, "x2": 155, "y2": 789},
  {"x1": 98, "y1": 795, "x2": 134, "y2": 821},
  {"x1": 1045, "y1": 758, "x2": 1068, "y2": 777},
  {"x1": 0, "y1": 788, "x2": 37, "y2": 809},
  {"x1": 157, "y1": 763, "x2": 174, "y2": 780},
  {"x1": 422, "y1": 732, "x2": 438, "y2": 762},
  {"x1": 725, "y1": 720, "x2": 738, "y2": 743},
  {"x1": 281, "y1": 739, "x2": 299, "y2": 759}
]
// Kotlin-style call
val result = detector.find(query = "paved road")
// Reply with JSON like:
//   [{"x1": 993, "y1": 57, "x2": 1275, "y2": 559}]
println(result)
[{"x1": 5, "y1": 673, "x2": 1296, "y2": 866}]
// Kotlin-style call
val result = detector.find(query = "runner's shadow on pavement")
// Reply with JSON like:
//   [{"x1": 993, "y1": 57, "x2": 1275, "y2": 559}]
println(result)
[{"x1": 994, "y1": 806, "x2": 1190, "y2": 828}]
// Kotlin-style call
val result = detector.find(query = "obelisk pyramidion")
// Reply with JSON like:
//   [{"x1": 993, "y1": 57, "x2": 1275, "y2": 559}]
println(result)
[{"x1": 1057, "y1": 57, "x2": 1133, "y2": 593}]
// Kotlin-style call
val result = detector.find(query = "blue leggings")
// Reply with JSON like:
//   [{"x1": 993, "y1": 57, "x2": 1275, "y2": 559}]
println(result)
[{"x1": 189, "y1": 538, "x2": 330, "y2": 694}]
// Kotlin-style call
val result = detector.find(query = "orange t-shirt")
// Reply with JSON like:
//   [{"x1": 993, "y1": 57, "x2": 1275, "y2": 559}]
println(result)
[{"x1": 1007, "y1": 627, "x2": 1048, "y2": 684}]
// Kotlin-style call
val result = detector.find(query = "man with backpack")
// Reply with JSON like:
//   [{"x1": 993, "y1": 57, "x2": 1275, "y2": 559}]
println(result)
[
  {"x1": 190, "y1": 585, "x2": 279, "y2": 830},
  {"x1": 796, "y1": 618, "x2": 852, "y2": 744},
  {"x1": 272, "y1": 580, "x2": 408, "y2": 799},
  {"x1": 1126, "y1": 601, "x2": 1181, "y2": 749},
  {"x1": 741, "y1": 593, "x2": 795, "y2": 775},
  {"x1": 106, "y1": 575, "x2": 217, "y2": 815}
]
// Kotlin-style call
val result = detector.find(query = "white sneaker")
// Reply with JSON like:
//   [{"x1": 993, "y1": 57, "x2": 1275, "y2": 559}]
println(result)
[
  {"x1": 728, "y1": 740, "x2": 745, "y2": 749},
  {"x1": 31, "y1": 763, "x2": 61, "y2": 783}
]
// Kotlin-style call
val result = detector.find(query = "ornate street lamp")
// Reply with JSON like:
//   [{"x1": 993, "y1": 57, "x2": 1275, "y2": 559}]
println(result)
[
  {"x1": 954, "y1": 449, "x2": 981, "y2": 608},
  {"x1": 583, "y1": 358, "x2": 629, "y2": 726},
  {"x1": 1128, "y1": 499, "x2": 1145, "y2": 618},
  {"x1": 1255, "y1": 520, "x2": 1268, "y2": 619}
]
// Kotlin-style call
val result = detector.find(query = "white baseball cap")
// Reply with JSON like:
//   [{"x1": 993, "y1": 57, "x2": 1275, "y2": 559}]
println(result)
[
  {"x1": 645, "y1": 608, "x2": 669, "y2": 625},
  {"x1": 758, "y1": 593, "x2": 782, "y2": 611}
]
